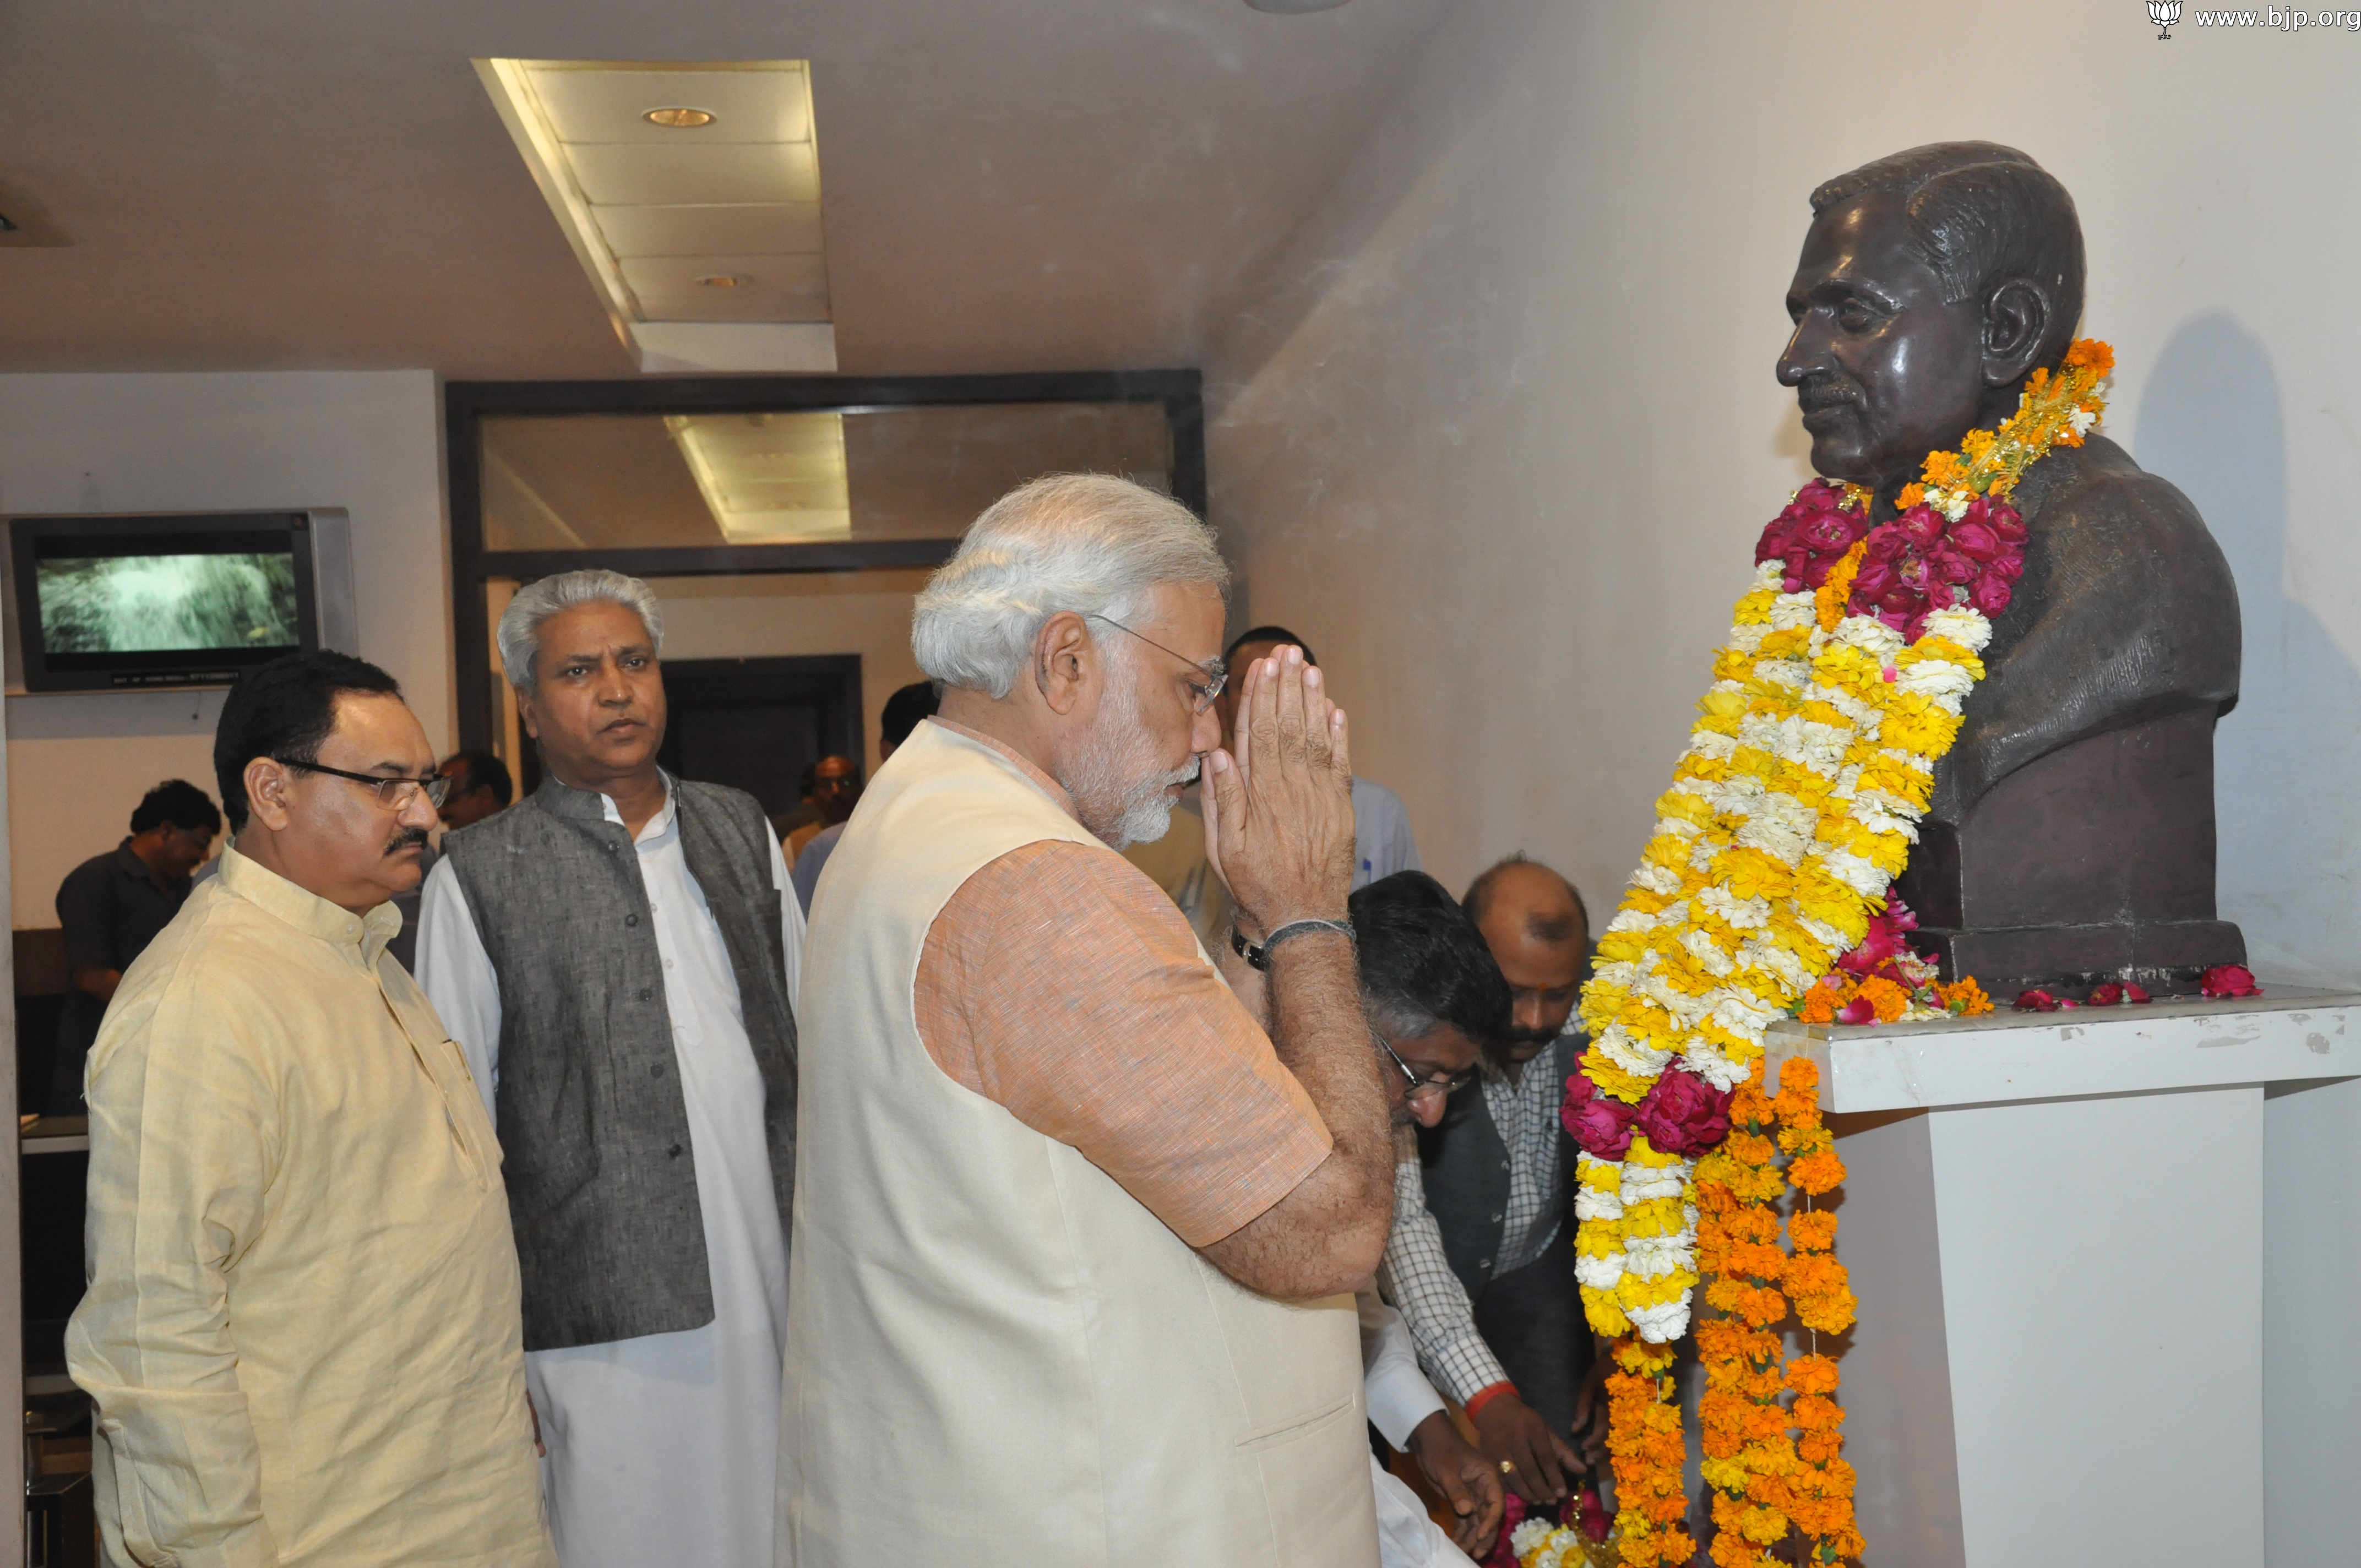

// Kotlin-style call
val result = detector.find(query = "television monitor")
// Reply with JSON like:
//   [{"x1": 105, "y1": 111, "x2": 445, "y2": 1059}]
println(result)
[{"x1": 6, "y1": 512, "x2": 344, "y2": 692}]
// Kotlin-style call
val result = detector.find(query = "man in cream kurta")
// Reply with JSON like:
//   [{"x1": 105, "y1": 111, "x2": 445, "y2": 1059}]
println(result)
[{"x1": 69, "y1": 845, "x2": 553, "y2": 1567}]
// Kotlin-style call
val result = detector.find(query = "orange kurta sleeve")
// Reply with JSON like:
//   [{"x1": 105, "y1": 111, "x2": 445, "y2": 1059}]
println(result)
[{"x1": 915, "y1": 839, "x2": 1333, "y2": 1247}]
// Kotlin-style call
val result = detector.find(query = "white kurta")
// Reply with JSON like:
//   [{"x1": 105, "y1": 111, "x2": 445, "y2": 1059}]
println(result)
[
  {"x1": 1361, "y1": 1286, "x2": 1477, "y2": 1568},
  {"x1": 415, "y1": 788, "x2": 804, "y2": 1568}
]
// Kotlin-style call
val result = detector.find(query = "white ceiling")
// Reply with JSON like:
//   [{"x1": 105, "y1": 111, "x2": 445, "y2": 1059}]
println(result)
[{"x1": 0, "y1": 0, "x2": 1452, "y2": 379}]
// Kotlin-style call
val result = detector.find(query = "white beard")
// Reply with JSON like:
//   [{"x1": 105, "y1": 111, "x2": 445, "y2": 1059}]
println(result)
[{"x1": 1059, "y1": 662, "x2": 1199, "y2": 850}]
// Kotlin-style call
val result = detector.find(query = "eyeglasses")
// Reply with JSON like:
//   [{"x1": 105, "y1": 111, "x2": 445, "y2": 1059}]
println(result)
[
  {"x1": 273, "y1": 758, "x2": 453, "y2": 810},
  {"x1": 1371, "y1": 1027, "x2": 1478, "y2": 1104},
  {"x1": 1085, "y1": 614, "x2": 1228, "y2": 715}
]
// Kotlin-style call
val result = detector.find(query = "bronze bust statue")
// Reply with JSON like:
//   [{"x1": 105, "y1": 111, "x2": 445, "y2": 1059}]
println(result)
[{"x1": 1776, "y1": 142, "x2": 2243, "y2": 995}]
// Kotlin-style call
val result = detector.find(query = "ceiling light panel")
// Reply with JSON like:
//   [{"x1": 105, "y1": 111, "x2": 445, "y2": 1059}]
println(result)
[
  {"x1": 565, "y1": 143, "x2": 819, "y2": 207},
  {"x1": 477, "y1": 58, "x2": 835, "y2": 372},
  {"x1": 620, "y1": 254, "x2": 829, "y2": 322},
  {"x1": 529, "y1": 69, "x2": 813, "y2": 144},
  {"x1": 665, "y1": 412, "x2": 851, "y2": 543},
  {"x1": 592, "y1": 202, "x2": 823, "y2": 259}
]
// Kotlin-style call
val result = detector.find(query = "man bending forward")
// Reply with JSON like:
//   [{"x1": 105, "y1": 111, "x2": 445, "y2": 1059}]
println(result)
[{"x1": 778, "y1": 475, "x2": 1394, "y2": 1566}]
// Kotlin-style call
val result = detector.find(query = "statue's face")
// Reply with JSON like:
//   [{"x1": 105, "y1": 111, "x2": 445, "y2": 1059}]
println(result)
[{"x1": 1778, "y1": 194, "x2": 1990, "y2": 487}]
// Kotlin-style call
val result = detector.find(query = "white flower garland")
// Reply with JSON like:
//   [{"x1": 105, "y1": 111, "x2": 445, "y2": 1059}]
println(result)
[{"x1": 1574, "y1": 560, "x2": 1993, "y2": 1342}]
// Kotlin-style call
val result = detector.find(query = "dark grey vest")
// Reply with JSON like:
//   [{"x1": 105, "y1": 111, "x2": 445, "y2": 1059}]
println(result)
[
  {"x1": 443, "y1": 774, "x2": 799, "y2": 1351},
  {"x1": 1415, "y1": 1035, "x2": 1577, "y2": 1299}
]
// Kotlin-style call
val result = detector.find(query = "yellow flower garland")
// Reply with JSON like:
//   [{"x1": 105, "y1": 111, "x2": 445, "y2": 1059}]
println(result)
[{"x1": 1571, "y1": 344, "x2": 2113, "y2": 1567}]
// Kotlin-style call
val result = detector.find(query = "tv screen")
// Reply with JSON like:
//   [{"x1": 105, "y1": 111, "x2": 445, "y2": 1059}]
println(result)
[{"x1": 9, "y1": 514, "x2": 322, "y2": 690}]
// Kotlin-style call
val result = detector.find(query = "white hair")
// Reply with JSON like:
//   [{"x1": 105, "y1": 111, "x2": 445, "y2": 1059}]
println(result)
[
  {"x1": 498, "y1": 569, "x2": 666, "y2": 692},
  {"x1": 911, "y1": 473, "x2": 1230, "y2": 699}
]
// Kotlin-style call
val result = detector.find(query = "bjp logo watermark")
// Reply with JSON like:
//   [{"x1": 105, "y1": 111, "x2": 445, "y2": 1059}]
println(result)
[{"x1": 2151, "y1": 0, "x2": 2182, "y2": 34}]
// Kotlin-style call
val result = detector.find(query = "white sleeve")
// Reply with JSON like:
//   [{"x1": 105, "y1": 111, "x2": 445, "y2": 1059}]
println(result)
[
  {"x1": 1372, "y1": 1453, "x2": 1478, "y2": 1568},
  {"x1": 413, "y1": 857, "x2": 504, "y2": 1121},
  {"x1": 1351, "y1": 778, "x2": 1422, "y2": 886},
  {"x1": 769, "y1": 825, "x2": 804, "y2": 1015},
  {"x1": 1359, "y1": 1283, "x2": 1449, "y2": 1451}
]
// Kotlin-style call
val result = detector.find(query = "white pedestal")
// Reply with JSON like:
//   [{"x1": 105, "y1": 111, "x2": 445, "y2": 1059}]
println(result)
[{"x1": 1762, "y1": 987, "x2": 2361, "y2": 1568}]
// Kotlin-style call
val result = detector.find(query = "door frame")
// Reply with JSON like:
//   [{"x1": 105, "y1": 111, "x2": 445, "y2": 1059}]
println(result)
[{"x1": 444, "y1": 369, "x2": 1207, "y2": 754}]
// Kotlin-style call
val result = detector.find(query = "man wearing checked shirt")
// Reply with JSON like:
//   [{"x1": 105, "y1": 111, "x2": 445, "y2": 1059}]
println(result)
[{"x1": 1378, "y1": 855, "x2": 1597, "y2": 1505}]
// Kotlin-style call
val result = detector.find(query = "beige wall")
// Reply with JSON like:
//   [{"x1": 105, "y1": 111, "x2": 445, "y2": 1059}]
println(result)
[
  {"x1": 652, "y1": 569, "x2": 927, "y2": 777},
  {"x1": 0, "y1": 371, "x2": 447, "y2": 928},
  {"x1": 1206, "y1": 1, "x2": 2361, "y2": 995}
]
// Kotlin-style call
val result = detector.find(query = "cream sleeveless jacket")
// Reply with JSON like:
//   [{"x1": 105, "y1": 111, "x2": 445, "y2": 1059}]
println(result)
[{"x1": 776, "y1": 720, "x2": 1375, "y2": 1567}]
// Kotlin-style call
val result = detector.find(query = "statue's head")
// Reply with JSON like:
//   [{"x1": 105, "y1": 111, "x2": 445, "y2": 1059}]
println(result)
[{"x1": 1777, "y1": 143, "x2": 2086, "y2": 489}]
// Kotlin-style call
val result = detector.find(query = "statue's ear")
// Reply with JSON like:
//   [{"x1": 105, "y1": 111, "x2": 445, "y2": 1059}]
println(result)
[{"x1": 1981, "y1": 277, "x2": 2050, "y2": 386}]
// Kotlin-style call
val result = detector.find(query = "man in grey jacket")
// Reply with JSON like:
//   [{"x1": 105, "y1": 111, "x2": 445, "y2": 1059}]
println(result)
[{"x1": 415, "y1": 569, "x2": 802, "y2": 1568}]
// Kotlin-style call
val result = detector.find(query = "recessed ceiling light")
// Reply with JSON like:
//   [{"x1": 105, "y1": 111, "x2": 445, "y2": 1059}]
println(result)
[
  {"x1": 477, "y1": 59, "x2": 836, "y2": 369},
  {"x1": 1245, "y1": 0, "x2": 1351, "y2": 10}
]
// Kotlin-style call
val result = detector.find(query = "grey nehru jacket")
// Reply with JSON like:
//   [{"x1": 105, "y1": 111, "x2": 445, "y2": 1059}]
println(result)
[{"x1": 440, "y1": 774, "x2": 798, "y2": 1351}]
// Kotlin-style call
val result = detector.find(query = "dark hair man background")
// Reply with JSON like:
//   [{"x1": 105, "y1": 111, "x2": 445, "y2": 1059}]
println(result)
[
  {"x1": 790, "y1": 681, "x2": 939, "y2": 914},
  {"x1": 774, "y1": 760, "x2": 823, "y2": 843},
  {"x1": 878, "y1": 679, "x2": 941, "y2": 759},
  {"x1": 437, "y1": 748, "x2": 514, "y2": 831},
  {"x1": 45, "y1": 778, "x2": 222, "y2": 1114},
  {"x1": 1217, "y1": 626, "x2": 1419, "y2": 889},
  {"x1": 785, "y1": 754, "x2": 862, "y2": 862},
  {"x1": 377, "y1": 749, "x2": 518, "y2": 975},
  {"x1": 1378, "y1": 856, "x2": 1594, "y2": 1508},
  {"x1": 1128, "y1": 624, "x2": 1423, "y2": 945}
]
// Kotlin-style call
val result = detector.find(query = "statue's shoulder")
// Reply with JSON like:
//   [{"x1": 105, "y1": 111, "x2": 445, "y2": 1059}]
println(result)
[
  {"x1": 2016, "y1": 435, "x2": 2231, "y2": 592},
  {"x1": 2023, "y1": 437, "x2": 2211, "y2": 542}
]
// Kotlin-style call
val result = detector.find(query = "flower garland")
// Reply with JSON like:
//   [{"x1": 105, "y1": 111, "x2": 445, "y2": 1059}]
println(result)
[
  {"x1": 2017, "y1": 961, "x2": 2261, "y2": 1010},
  {"x1": 1794, "y1": 891, "x2": 1992, "y2": 1026},
  {"x1": 1692, "y1": 1058, "x2": 1861, "y2": 1568},
  {"x1": 1560, "y1": 342, "x2": 2114, "y2": 1566},
  {"x1": 1488, "y1": 1490, "x2": 1617, "y2": 1568}
]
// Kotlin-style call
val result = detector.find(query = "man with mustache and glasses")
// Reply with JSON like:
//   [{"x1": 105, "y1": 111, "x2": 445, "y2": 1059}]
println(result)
[
  {"x1": 1378, "y1": 856, "x2": 1598, "y2": 1508},
  {"x1": 779, "y1": 475, "x2": 1392, "y2": 1568},
  {"x1": 1348, "y1": 870, "x2": 1519, "y2": 1566},
  {"x1": 69, "y1": 651, "x2": 554, "y2": 1568},
  {"x1": 417, "y1": 570, "x2": 803, "y2": 1568}
]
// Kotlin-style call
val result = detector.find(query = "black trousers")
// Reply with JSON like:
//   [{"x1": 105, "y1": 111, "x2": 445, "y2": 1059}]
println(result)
[{"x1": 1470, "y1": 1226, "x2": 1591, "y2": 1436}]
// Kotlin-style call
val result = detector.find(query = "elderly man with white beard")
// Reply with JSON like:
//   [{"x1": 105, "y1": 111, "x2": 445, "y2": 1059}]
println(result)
[{"x1": 777, "y1": 474, "x2": 1394, "y2": 1567}]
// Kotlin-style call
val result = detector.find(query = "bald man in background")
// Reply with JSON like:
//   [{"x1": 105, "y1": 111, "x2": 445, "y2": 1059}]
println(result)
[{"x1": 1378, "y1": 854, "x2": 1595, "y2": 1503}]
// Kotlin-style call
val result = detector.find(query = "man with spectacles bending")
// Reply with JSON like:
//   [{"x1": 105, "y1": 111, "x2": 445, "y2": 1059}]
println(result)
[
  {"x1": 1375, "y1": 859, "x2": 1596, "y2": 1511},
  {"x1": 69, "y1": 651, "x2": 554, "y2": 1567}
]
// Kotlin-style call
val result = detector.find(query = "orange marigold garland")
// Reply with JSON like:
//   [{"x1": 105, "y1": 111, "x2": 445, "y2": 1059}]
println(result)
[
  {"x1": 1694, "y1": 1068, "x2": 1797, "y2": 1568},
  {"x1": 1605, "y1": 1338, "x2": 1695, "y2": 1567},
  {"x1": 1688, "y1": 1058, "x2": 1863, "y2": 1565},
  {"x1": 1774, "y1": 1059, "x2": 1860, "y2": 1559}
]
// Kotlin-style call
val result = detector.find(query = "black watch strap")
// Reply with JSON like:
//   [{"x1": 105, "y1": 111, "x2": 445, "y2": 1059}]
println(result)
[{"x1": 1230, "y1": 918, "x2": 1355, "y2": 972}]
